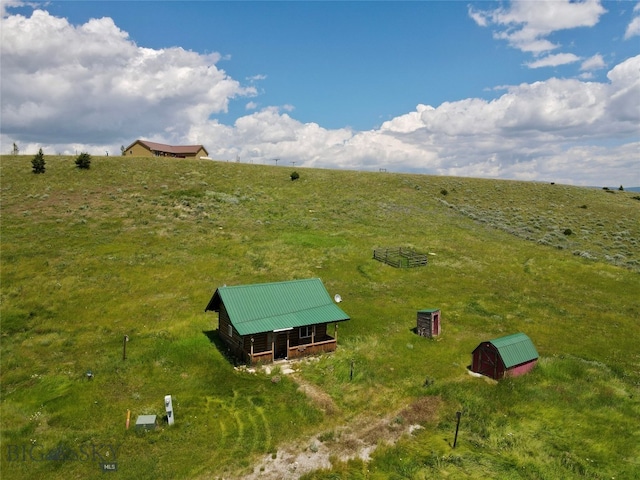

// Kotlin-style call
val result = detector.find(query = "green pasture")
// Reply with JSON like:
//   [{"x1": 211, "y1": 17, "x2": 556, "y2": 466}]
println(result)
[{"x1": 1, "y1": 155, "x2": 638, "y2": 479}]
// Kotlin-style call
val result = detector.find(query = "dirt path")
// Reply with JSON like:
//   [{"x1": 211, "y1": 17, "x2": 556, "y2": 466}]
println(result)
[{"x1": 243, "y1": 375, "x2": 440, "y2": 479}]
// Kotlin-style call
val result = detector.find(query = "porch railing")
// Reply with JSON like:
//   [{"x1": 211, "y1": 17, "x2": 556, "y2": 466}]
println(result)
[
  {"x1": 248, "y1": 336, "x2": 338, "y2": 364},
  {"x1": 287, "y1": 337, "x2": 337, "y2": 360}
]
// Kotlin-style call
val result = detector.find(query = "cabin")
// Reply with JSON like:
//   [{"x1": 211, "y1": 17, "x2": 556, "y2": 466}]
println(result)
[
  {"x1": 417, "y1": 308, "x2": 441, "y2": 338},
  {"x1": 123, "y1": 139, "x2": 208, "y2": 158},
  {"x1": 471, "y1": 332, "x2": 538, "y2": 380},
  {"x1": 205, "y1": 278, "x2": 350, "y2": 365}
]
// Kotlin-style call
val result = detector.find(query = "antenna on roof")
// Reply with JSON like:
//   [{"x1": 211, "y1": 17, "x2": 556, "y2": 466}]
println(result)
[{"x1": 334, "y1": 294, "x2": 342, "y2": 303}]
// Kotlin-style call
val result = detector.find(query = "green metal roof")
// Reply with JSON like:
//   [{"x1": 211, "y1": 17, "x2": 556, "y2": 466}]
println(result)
[
  {"x1": 489, "y1": 333, "x2": 538, "y2": 368},
  {"x1": 205, "y1": 278, "x2": 350, "y2": 336},
  {"x1": 418, "y1": 308, "x2": 440, "y2": 313}
]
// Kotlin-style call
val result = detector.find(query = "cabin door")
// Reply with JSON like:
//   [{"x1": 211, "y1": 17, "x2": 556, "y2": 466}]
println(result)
[{"x1": 273, "y1": 332, "x2": 288, "y2": 359}]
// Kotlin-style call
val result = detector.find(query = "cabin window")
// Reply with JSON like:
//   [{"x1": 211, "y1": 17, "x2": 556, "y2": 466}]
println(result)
[
  {"x1": 300, "y1": 326, "x2": 313, "y2": 338},
  {"x1": 227, "y1": 324, "x2": 233, "y2": 338}
]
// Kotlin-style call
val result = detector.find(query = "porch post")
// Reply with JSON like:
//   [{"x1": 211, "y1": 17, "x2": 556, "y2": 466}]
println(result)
[
  {"x1": 286, "y1": 331, "x2": 290, "y2": 358},
  {"x1": 334, "y1": 324, "x2": 338, "y2": 341},
  {"x1": 311, "y1": 325, "x2": 315, "y2": 345},
  {"x1": 250, "y1": 337, "x2": 254, "y2": 363},
  {"x1": 271, "y1": 333, "x2": 275, "y2": 362}
]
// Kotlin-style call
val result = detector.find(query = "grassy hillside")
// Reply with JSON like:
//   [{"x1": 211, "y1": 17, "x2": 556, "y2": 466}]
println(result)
[{"x1": 1, "y1": 155, "x2": 639, "y2": 479}]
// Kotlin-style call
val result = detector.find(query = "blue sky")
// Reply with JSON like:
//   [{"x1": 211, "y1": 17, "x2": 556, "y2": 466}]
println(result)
[{"x1": 1, "y1": 1, "x2": 639, "y2": 185}]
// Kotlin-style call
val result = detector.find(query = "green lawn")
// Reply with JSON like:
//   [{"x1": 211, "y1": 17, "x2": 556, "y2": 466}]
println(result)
[{"x1": 1, "y1": 155, "x2": 639, "y2": 479}]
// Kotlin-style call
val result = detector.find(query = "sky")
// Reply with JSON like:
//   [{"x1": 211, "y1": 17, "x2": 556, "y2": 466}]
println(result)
[{"x1": 1, "y1": 0, "x2": 639, "y2": 186}]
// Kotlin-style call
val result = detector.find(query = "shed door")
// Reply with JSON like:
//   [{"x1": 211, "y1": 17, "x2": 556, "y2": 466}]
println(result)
[
  {"x1": 475, "y1": 345, "x2": 499, "y2": 379},
  {"x1": 432, "y1": 312, "x2": 440, "y2": 336}
]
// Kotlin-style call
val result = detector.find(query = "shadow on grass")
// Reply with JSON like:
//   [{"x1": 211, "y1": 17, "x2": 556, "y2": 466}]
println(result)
[{"x1": 202, "y1": 329, "x2": 240, "y2": 366}]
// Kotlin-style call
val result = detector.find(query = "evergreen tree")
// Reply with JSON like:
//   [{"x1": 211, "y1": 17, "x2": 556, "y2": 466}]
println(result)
[
  {"x1": 75, "y1": 152, "x2": 92, "y2": 169},
  {"x1": 31, "y1": 148, "x2": 45, "y2": 174}
]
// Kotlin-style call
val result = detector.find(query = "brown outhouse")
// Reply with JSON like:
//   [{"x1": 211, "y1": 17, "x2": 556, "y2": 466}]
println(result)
[{"x1": 417, "y1": 309, "x2": 441, "y2": 338}]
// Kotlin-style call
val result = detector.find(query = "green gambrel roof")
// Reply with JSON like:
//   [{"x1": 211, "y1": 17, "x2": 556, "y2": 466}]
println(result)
[
  {"x1": 489, "y1": 333, "x2": 539, "y2": 368},
  {"x1": 205, "y1": 278, "x2": 350, "y2": 336}
]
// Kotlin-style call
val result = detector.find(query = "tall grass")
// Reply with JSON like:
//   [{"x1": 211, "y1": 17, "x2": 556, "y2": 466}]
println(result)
[{"x1": 1, "y1": 155, "x2": 639, "y2": 479}]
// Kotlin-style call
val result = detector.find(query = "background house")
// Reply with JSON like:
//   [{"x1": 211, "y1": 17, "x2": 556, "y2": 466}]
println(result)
[
  {"x1": 124, "y1": 139, "x2": 208, "y2": 158},
  {"x1": 471, "y1": 332, "x2": 538, "y2": 380},
  {"x1": 205, "y1": 278, "x2": 350, "y2": 365}
]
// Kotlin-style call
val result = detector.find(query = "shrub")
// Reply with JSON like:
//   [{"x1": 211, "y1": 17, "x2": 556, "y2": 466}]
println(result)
[
  {"x1": 440, "y1": 188, "x2": 448, "y2": 196},
  {"x1": 290, "y1": 171, "x2": 299, "y2": 181},
  {"x1": 31, "y1": 148, "x2": 45, "y2": 174},
  {"x1": 563, "y1": 228, "x2": 573, "y2": 236},
  {"x1": 75, "y1": 152, "x2": 91, "y2": 169}
]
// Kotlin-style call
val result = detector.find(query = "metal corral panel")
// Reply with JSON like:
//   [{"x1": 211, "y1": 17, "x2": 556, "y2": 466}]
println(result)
[
  {"x1": 205, "y1": 278, "x2": 350, "y2": 336},
  {"x1": 489, "y1": 333, "x2": 538, "y2": 368}
]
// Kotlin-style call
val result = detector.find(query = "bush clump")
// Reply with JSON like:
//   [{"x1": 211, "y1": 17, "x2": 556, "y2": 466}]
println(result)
[
  {"x1": 31, "y1": 148, "x2": 45, "y2": 174},
  {"x1": 290, "y1": 171, "x2": 300, "y2": 181},
  {"x1": 75, "y1": 152, "x2": 91, "y2": 169}
]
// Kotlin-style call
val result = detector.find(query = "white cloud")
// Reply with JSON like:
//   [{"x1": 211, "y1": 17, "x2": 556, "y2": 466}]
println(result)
[
  {"x1": 0, "y1": 9, "x2": 255, "y2": 145},
  {"x1": 526, "y1": 53, "x2": 581, "y2": 69},
  {"x1": 1, "y1": 0, "x2": 39, "y2": 17},
  {"x1": 580, "y1": 54, "x2": 606, "y2": 71},
  {"x1": 625, "y1": 13, "x2": 640, "y2": 39},
  {"x1": 470, "y1": 1, "x2": 607, "y2": 63},
  {"x1": 606, "y1": 56, "x2": 640, "y2": 124}
]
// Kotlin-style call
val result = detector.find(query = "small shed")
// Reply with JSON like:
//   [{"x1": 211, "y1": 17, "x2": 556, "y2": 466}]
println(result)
[
  {"x1": 417, "y1": 309, "x2": 441, "y2": 338},
  {"x1": 471, "y1": 332, "x2": 538, "y2": 380},
  {"x1": 205, "y1": 278, "x2": 350, "y2": 364}
]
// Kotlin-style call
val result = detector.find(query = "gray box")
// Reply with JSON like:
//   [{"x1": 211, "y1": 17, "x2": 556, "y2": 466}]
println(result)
[{"x1": 135, "y1": 414, "x2": 157, "y2": 431}]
